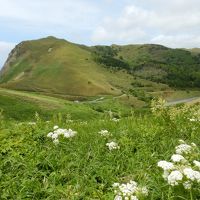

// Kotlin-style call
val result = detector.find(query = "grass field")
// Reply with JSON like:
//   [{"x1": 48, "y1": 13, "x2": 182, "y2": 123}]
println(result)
[
  {"x1": 0, "y1": 88, "x2": 102, "y2": 121},
  {"x1": 1, "y1": 87, "x2": 200, "y2": 121},
  {"x1": 0, "y1": 88, "x2": 142, "y2": 121},
  {"x1": 0, "y1": 99, "x2": 200, "y2": 199}
]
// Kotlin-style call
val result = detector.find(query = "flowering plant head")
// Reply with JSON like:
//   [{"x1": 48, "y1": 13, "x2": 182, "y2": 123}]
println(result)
[
  {"x1": 106, "y1": 141, "x2": 120, "y2": 151},
  {"x1": 112, "y1": 180, "x2": 148, "y2": 200},
  {"x1": 98, "y1": 129, "x2": 112, "y2": 137},
  {"x1": 47, "y1": 126, "x2": 77, "y2": 144},
  {"x1": 158, "y1": 140, "x2": 200, "y2": 189}
]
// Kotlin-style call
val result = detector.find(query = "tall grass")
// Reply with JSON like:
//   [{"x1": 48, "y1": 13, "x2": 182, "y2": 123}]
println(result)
[{"x1": 0, "y1": 103, "x2": 200, "y2": 199}]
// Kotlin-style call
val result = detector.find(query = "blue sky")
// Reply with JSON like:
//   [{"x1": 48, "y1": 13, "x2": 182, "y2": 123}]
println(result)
[{"x1": 1, "y1": 0, "x2": 200, "y2": 67}]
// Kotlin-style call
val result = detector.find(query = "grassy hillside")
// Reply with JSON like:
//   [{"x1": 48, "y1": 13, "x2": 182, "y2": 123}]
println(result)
[
  {"x1": 92, "y1": 44, "x2": 200, "y2": 88},
  {"x1": 1, "y1": 36, "x2": 200, "y2": 98},
  {"x1": 0, "y1": 37, "x2": 126, "y2": 96},
  {"x1": 1, "y1": 87, "x2": 200, "y2": 123},
  {"x1": 0, "y1": 88, "x2": 148, "y2": 121},
  {"x1": 0, "y1": 88, "x2": 104, "y2": 121},
  {"x1": 188, "y1": 48, "x2": 200, "y2": 55}
]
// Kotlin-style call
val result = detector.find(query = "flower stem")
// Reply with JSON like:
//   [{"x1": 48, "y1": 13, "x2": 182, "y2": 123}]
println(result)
[
  {"x1": 190, "y1": 189, "x2": 193, "y2": 200},
  {"x1": 167, "y1": 187, "x2": 171, "y2": 200}
]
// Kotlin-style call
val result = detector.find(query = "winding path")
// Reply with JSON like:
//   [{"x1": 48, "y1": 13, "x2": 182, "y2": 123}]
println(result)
[{"x1": 165, "y1": 97, "x2": 200, "y2": 106}]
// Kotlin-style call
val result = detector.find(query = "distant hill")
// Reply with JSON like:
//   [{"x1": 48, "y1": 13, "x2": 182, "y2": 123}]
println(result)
[
  {"x1": 92, "y1": 44, "x2": 200, "y2": 88},
  {"x1": 0, "y1": 36, "x2": 200, "y2": 97},
  {"x1": 188, "y1": 48, "x2": 200, "y2": 55}
]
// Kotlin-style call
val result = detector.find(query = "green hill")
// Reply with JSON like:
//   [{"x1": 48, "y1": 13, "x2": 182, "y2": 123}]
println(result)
[
  {"x1": 92, "y1": 44, "x2": 200, "y2": 88},
  {"x1": 0, "y1": 37, "x2": 125, "y2": 96},
  {"x1": 1, "y1": 36, "x2": 200, "y2": 98},
  {"x1": 187, "y1": 48, "x2": 200, "y2": 57}
]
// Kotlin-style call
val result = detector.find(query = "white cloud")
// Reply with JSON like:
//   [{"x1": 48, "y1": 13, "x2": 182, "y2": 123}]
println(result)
[
  {"x1": 91, "y1": 0, "x2": 200, "y2": 47},
  {"x1": 0, "y1": 0, "x2": 200, "y2": 52},
  {"x1": 0, "y1": 41, "x2": 16, "y2": 68},
  {"x1": 151, "y1": 34, "x2": 200, "y2": 48},
  {"x1": 92, "y1": 5, "x2": 149, "y2": 44},
  {"x1": 0, "y1": 0, "x2": 99, "y2": 30}
]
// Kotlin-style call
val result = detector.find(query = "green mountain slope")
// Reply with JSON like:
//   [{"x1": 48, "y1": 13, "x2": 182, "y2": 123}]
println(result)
[
  {"x1": 1, "y1": 36, "x2": 200, "y2": 97},
  {"x1": 92, "y1": 44, "x2": 200, "y2": 88},
  {"x1": 0, "y1": 37, "x2": 125, "y2": 96}
]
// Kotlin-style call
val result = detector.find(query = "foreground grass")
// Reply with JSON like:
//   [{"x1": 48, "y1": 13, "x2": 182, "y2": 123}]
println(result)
[{"x1": 0, "y1": 103, "x2": 200, "y2": 199}]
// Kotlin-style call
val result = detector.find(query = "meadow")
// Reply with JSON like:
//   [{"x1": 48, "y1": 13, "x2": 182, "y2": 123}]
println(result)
[{"x1": 0, "y1": 97, "x2": 200, "y2": 199}]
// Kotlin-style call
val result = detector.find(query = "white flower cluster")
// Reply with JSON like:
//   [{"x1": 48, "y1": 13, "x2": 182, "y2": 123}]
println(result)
[
  {"x1": 194, "y1": 160, "x2": 200, "y2": 169},
  {"x1": 106, "y1": 141, "x2": 120, "y2": 151},
  {"x1": 175, "y1": 144, "x2": 192, "y2": 155},
  {"x1": 158, "y1": 140, "x2": 200, "y2": 189},
  {"x1": 112, "y1": 118, "x2": 120, "y2": 122},
  {"x1": 113, "y1": 180, "x2": 148, "y2": 200},
  {"x1": 171, "y1": 154, "x2": 186, "y2": 163},
  {"x1": 158, "y1": 161, "x2": 174, "y2": 171},
  {"x1": 27, "y1": 122, "x2": 36, "y2": 125},
  {"x1": 98, "y1": 129, "x2": 112, "y2": 137},
  {"x1": 189, "y1": 118, "x2": 198, "y2": 122},
  {"x1": 47, "y1": 125, "x2": 77, "y2": 145},
  {"x1": 98, "y1": 129, "x2": 120, "y2": 150}
]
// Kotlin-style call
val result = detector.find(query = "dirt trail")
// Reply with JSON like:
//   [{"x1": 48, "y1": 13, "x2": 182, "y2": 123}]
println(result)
[{"x1": 165, "y1": 97, "x2": 200, "y2": 106}]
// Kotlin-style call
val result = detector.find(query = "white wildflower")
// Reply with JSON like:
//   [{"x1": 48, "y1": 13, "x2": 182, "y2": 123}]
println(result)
[
  {"x1": 191, "y1": 143, "x2": 197, "y2": 147},
  {"x1": 112, "y1": 118, "x2": 120, "y2": 122},
  {"x1": 53, "y1": 139, "x2": 59, "y2": 145},
  {"x1": 114, "y1": 195, "x2": 123, "y2": 200},
  {"x1": 140, "y1": 187, "x2": 149, "y2": 196},
  {"x1": 106, "y1": 141, "x2": 120, "y2": 150},
  {"x1": 183, "y1": 168, "x2": 200, "y2": 182},
  {"x1": 28, "y1": 122, "x2": 36, "y2": 125},
  {"x1": 47, "y1": 127, "x2": 77, "y2": 144},
  {"x1": 113, "y1": 180, "x2": 148, "y2": 200},
  {"x1": 47, "y1": 132, "x2": 53, "y2": 138},
  {"x1": 113, "y1": 183, "x2": 120, "y2": 188},
  {"x1": 158, "y1": 161, "x2": 174, "y2": 171},
  {"x1": 167, "y1": 170, "x2": 183, "y2": 186},
  {"x1": 189, "y1": 118, "x2": 197, "y2": 122},
  {"x1": 171, "y1": 154, "x2": 185, "y2": 163},
  {"x1": 67, "y1": 119, "x2": 73, "y2": 123},
  {"x1": 162, "y1": 170, "x2": 169, "y2": 180},
  {"x1": 130, "y1": 196, "x2": 138, "y2": 200},
  {"x1": 63, "y1": 129, "x2": 77, "y2": 138},
  {"x1": 80, "y1": 121, "x2": 87, "y2": 125},
  {"x1": 193, "y1": 160, "x2": 200, "y2": 169},
  {"x1": 51, "y1": 133, "x2": 58, "y2": 139},
  {"x1": 178, "y1": 139, "x2": 185, "y2": 144},
  {"x1": 119, "y1": 182, "x2": 137, "y2": 196},
  {"x1": 54, "y1": 128, "x2": 65, "y2": 135},
  {"x1": 183, "y1": 181, "x2": 192, "y2": 190},
  {"x1": 53, "y1": 125, "x2": 59, "y2": 130},
  {"x1": 129, "y1": 180, "x2": 137, "y2": 187},
  {"x1": 158, "y1": 140, "x2": 200, "y2": 190},
  {"x1": 175, "y1": 144, "x2": 192, "y2": 155},
  {"x1": 99, "y1": 129, "x2": 111, "y2": 137}
]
